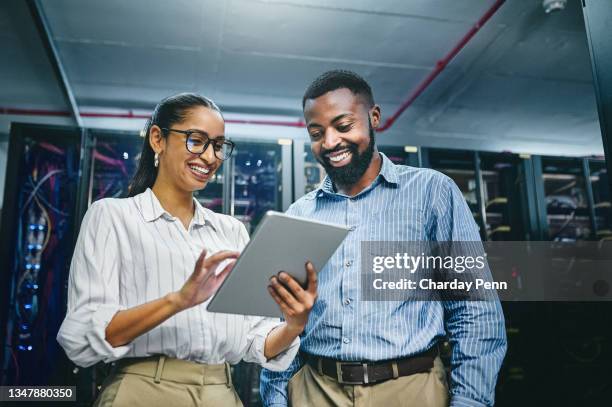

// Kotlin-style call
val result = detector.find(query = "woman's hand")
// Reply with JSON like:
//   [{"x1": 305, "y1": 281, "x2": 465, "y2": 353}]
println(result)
[
  {"x1": 267, "y1": 262, "x2": 318, "y2": 334},
  {"x1": 171, "y1": 249, "x2": 239, "y2": 311}
]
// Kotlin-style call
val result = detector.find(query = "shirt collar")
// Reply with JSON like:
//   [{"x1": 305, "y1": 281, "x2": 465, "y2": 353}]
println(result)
[
  {"x1": 136, "y1": 188, "x2": 213, "y2": 229},
  {"x1": 314, "y1": 152, "x2": 399, "y2": 199}
]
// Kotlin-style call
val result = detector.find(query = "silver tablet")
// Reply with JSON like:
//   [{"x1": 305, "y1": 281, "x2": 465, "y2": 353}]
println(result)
[{"x1": 206, "y1": 211, "x2": 350, "y2": 318}]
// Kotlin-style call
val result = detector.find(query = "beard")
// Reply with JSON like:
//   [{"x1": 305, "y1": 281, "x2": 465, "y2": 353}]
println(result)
[{"x1": 316, "y1": 121, "x2": 376, "y2": 187}]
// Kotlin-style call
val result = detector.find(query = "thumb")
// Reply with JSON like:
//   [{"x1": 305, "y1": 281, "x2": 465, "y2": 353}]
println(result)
[{"x1": 306, "y1": 262, "x2": 318, "y2": 295}]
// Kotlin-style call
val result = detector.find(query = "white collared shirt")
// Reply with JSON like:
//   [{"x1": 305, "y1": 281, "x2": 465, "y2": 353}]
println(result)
[{"x1": 57, "y1": 188, "x2": 298, "y2": 370}]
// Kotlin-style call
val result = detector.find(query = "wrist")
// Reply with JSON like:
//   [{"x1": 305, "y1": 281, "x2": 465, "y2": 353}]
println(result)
[
  {"x1": 166, "y1": 291, "x2": 188, "y2": 313},
  {"x1": 284, "y1": 321, "x2": 305, "y2": 336}
]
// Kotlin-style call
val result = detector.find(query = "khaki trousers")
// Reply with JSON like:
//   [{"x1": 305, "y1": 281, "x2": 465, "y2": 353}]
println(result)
[
  {"x1": 288, "y1": 356, "x2": 449, "y2": 407},
  {"x1": 93, "y1": 356, "x2": 242, "y2": 407}
]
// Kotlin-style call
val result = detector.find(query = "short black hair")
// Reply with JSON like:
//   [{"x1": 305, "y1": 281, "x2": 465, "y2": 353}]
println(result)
[{"x1": 302, "y1": 70, "x2": 375, "y2": 108}]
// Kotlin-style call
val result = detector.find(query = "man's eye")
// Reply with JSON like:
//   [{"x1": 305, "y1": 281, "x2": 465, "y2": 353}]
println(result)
[
  {"x1": 309, "y1": 132, "x2": 322, "y2": 140},
  {"x1": 337, "y1": 124, "x2": 352, "y2": 132}
]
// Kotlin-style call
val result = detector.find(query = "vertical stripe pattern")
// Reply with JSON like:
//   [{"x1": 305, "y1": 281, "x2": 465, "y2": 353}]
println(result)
[
  {"x1": 57, "y1": 188, "x2": 299, "y2": 372},
  {"x1": 260, "y1": 153, "x2": 507, "y2": 407}
]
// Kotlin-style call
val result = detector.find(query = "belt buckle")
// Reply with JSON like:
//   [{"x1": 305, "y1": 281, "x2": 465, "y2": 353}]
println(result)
[{"x1": 336, "y1": 361, "x2": 369, "y2": 385}]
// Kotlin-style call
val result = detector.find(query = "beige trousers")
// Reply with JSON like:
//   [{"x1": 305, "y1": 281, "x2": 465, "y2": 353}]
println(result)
[
  {"x1": 287, "y1": 356, "x2": 449, "y2": 407},
  {"x1": 93, "y1": 356, "x2": 242, "y2": 407}
]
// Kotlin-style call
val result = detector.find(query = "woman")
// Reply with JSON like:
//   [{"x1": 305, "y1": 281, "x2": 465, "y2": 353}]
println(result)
[{"x1": 57, "y1": 93, "x2": 316, "y2": 406}]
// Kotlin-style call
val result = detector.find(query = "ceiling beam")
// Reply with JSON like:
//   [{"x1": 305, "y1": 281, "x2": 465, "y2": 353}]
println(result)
[{"x1": 26, "y1": 0, "x2": 83, "y2": 127}]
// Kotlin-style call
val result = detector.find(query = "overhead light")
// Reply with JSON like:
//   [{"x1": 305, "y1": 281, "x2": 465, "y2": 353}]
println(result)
[
  {"x1": 277, "y1": 138, "x2": 292, "y2": 145},
  {"x1": 542, "y1": 0, "x2": 566, "y2": 13},
  {"x1": 404, "y1": 146, "x2": 418, "y2": 153}
]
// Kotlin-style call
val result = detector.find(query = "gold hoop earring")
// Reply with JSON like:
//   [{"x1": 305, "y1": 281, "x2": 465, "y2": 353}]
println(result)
[{"x1": 154, "y1": 152, "x2": 159, "y2": 168}]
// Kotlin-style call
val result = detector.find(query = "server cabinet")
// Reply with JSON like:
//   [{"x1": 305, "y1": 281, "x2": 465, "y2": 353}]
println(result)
[
  {"x1": 229, "y1": 140, "x2": 284, "y2": 234},
  {"x1": 378, "y1": 145, "x2": 420, "y2": 167},
  {"x1": 540, "y1": 157, "x2": 594, "y2": 241},
  {"x1": 0, "y1": 123, "x2": 82, "y2": 389}
]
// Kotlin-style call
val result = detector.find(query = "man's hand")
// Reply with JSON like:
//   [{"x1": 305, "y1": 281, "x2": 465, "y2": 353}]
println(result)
[{"x1": 268, "y1": 262, "x2": 318, "y2": 333}]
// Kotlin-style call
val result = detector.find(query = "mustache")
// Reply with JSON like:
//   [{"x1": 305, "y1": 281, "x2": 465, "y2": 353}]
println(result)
[{"x1": 320, "y1": 143, "x2": 358, "y2": 157}]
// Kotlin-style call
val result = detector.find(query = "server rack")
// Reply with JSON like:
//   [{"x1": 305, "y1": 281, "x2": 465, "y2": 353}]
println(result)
[
  {"x1": 0, "y1": 123, "x2": 91, "y2": 398},
  {"x1": 587, "y1": 158, "x2": 610, "y2": 241}
]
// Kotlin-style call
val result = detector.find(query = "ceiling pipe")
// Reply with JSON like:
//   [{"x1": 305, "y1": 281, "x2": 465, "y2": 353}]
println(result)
[
  {"x1": 1, "y1": 0, "x2": 504, "y2": 132},
  {"x1": 377, "y1": 0, "x2": 505, "y2": 132}
]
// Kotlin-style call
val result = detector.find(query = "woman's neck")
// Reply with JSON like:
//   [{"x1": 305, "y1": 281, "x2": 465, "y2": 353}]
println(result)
[{"x1": 151, "y1": 179, "x2": 194, "y2": 222}]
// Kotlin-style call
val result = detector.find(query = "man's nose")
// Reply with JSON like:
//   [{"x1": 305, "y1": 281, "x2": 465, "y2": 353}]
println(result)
[{"x1": 322, "y1": 129, "x2": 341, "y2": 150}]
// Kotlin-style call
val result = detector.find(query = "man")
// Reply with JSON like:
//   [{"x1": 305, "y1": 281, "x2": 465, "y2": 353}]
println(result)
[{"x1": 261, "y1": 70, "x2": 507, "y2": 407}]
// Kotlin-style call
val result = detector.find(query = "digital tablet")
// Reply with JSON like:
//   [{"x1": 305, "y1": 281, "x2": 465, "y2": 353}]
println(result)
[{"x1": 206, "y1": 211, "x2": 350, "y2": 318}]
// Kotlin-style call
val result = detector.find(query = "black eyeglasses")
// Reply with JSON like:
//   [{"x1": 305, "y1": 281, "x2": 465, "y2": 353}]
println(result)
[{"x1": 161, "y1": 128, "x2": 235, "y2": 161}]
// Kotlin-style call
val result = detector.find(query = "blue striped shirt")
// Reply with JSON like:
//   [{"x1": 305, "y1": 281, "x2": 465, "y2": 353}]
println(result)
[{"x1": 260, "y1": 153, "x2": 507, "y2": 407}]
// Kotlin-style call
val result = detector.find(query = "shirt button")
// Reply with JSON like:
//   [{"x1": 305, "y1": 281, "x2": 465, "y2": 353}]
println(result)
[
  {"x1": 342, "y1": 337, "x2": 350, "y2": 344},
  {"x1": 343, "y1": 298, "x2": 351, "y2": 305},
  {"x1": 345, "y1": 260, "x2": 353, "y2": 267}
]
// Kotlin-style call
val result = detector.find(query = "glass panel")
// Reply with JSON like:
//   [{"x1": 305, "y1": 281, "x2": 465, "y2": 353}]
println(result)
[
  {"x1": 231, "y1": 141, "x2": 282, "y2": 233},
  {"x1": 303, "y1": 145, "x2": 325, "y2": 195},
  {"x1": 89, "y1": 132, "x2": 142, "y2": 201}
]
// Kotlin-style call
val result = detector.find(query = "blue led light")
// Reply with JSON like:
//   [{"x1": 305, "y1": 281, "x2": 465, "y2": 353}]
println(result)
[
  {"x1": 27, "y1": 345, "x2": 32, "y2": 351},
  {"x1": 24, "y1": 304, "x2": 32, "y2": 309},
  {"x1": 21, "y1": 324, "x2": 28, "y2": 330},
  {"x1": 27, "y1": 244, "x2": 34, "y2": 250},
  {"x1": 17, "y1": 345, "x2": 26, "y2": 351},
  {"x1": 33, "y1": 284, "x2": 38, "y2": 289},
  {"x1": 29, "y1": 225, "x2": 36, "y2": 230},
  {"x1": 38, "y1": 225, "x2": 44, "y2": 231},
  {"x1": 34, "y1": 264, "x2": 40, "y2": 270},
  {"x1": 25, "y1": 264, "x2": 32, "y2": 270}
]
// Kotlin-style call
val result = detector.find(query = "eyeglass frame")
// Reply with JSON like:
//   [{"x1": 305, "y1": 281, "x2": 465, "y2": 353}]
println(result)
[{"x1": 160, "y1": 127, "x2": 235, "y2": 160}]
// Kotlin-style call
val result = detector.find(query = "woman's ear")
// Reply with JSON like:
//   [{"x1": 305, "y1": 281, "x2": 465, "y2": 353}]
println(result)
[{"x1": 149, "y1": 125, "x2": 165, "y2": 154}]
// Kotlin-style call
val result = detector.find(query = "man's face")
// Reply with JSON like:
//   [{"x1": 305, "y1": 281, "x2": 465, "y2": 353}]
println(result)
[{"x1": 303, "y1": 88, "x2": 379, "y2": 186}]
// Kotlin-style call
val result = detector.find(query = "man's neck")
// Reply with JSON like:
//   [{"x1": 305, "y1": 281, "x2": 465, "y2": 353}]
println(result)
[{"x1": 334, "y1": 152, "x2": 383, "y2": 197}]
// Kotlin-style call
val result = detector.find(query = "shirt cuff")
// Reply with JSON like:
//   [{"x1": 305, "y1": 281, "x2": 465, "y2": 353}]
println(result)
[
  {"x1": 84, "y1": 304, "x2": 131, "y2": 363},
  {"x1": 450, "y1": 394, "x2": 489, "y2": 407},
  {"x1": 245, "y1": 319, "x2": 300, "y2": 371}
]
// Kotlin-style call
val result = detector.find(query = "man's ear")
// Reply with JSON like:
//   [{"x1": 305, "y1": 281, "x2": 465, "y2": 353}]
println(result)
[
  {"x1": 369, "y1": 105, "x2": 381, "y2": 129},
  {"x1": 149, "y1": 125, "x2": 165, "y2": 154}
]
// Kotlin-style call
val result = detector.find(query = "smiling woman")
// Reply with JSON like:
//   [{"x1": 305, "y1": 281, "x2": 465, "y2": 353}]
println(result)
[{"x1": 56, "y1": 93, "x2": 318, "y2": 407}]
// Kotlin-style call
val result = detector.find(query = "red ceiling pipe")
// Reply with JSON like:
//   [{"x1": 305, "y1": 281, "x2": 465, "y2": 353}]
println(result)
[
  {"x1": 0, "y1": 0, "x2": 504, "y2": 131},
  {"x1": 376, "y1": 0, "x2": 505, "y2": 132}
]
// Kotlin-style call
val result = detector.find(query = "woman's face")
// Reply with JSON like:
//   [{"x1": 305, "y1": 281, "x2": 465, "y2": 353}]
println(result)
[{"x1": 154, "y1": 106, "x2": 226, "y2": 192}]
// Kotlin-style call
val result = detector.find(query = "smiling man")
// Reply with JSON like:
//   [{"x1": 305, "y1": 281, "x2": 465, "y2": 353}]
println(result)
[{"x1": 260, "y1": 70, "x2": 507, "y2": 407}]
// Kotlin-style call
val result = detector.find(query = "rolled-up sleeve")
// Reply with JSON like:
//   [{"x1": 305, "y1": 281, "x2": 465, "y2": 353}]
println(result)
[
  {"x1": 57, "y1": 200, "x2": 131, "y2": 367},
  {"x1": 243, "y1": 317, "x2": 300, "y2": 371}
]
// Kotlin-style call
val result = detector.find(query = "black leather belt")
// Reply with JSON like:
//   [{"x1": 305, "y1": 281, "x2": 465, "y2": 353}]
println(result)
[{"x1": 301, "y1": 346, "x2": 438, "y2": 385}]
